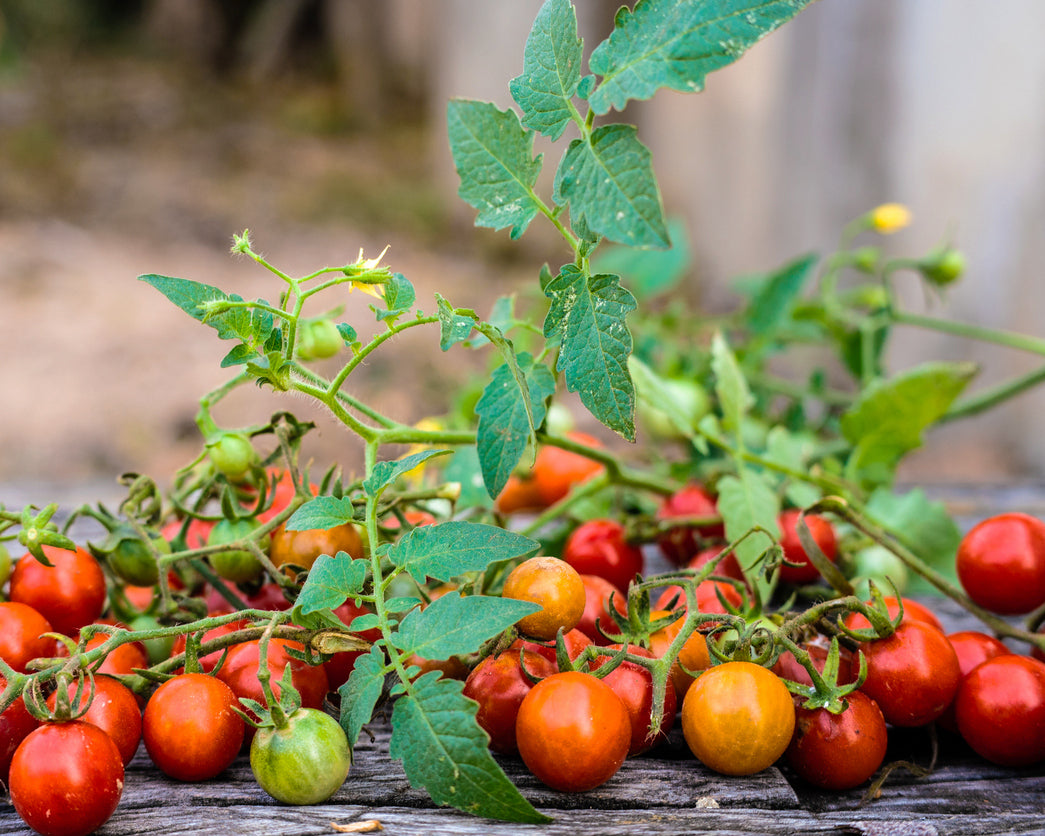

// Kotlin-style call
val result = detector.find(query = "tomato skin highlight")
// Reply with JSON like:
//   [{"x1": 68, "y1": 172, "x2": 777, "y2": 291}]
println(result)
[
  {"x1": 9, "y1": 545, "x2": 107, "y2": 637},
  {"x1": 956, "y1": 512, "x2": 1045, "y2": 615},
  {"x1": 516, "y1": 671, "x2": 631, "y2": 792},
  {"x1": 681, "y1": 661, "x2": 796, "y2": 776},
  {"x1": 954, "y1": 654, "x2": 1045, "y2": 767},
  {"x1": 9, "y1": 720, "x2": 125, "y2": 836},
  {"x1": 562, "y1": 519, "x2": 644, "y2": 596},
  {"x1": 937, "y1": 630, "x2": 1013, "y2": 732},
  {"x1": 142, "y1": 673, "x2": 245, "y2": 781},
  {"x1": 785, "y1": 690, "x2": 888, "y2": 790},
  {"x1": 250, "y1": 708, "x2": 352, "y2": 805}
]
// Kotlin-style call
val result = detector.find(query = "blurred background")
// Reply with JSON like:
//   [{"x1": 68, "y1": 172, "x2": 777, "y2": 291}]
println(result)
[{"x1": 3, "y1": 0, "x2": 1045, "y2": 503}]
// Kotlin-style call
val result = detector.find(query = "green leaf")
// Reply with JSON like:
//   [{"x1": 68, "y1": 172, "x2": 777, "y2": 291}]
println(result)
[
  {"x1": 588, "y1": 0, "x2": 814, "y2": 115},
  {"x1": 743, "y1": 253, "x2": 818, "y2": 335},
  {"x1": 716, "y1": 469, "x2": 780, "y2": 599},
  {"x1": 475, "y1": 353, "x2": 556, "y2": 498},
  {"x1": 140, "y1": 274, "x2": 275, "y2": 348},
  {"x1": 390, "y1": 674, "x2": 549, "y2": 823},
  {"x1": 286, "y1": 496, "x2": 357, "y2": 531},
  {"x1": 364, "y1": 450, "x2": 453, "y2": 498},
  {"x1": 443, "y1": 446, "x2": 494, "y2": 509},
  {"x1": 591, "y1": 217, "x2": 691, "y2": 301},
  {"x1": 553, "y1": 124, "x2": 668, "y2": 248},
  {"x1": 544, "y1": 264, "x2": 637, "y2": 440},
  {"x1": 387, "y1": 521, "x2": 541, "y2": 583},
  {"x1": 710, "y1": 331, "x2": 754, "y2": 434},
  {"x1": 296, "y1": 552, "x2": 369, "y2": 614},
  {"x1": 390, "y1": 592, "x2": 539, "y2": 660},
  {"x1": 840, "y1": 362, "x2": 977, "y2": 487},
  {"x1": 436, "y1": 296, "x2": 476, "y2": 350},
  {"x1": 764, "y1": 426, "x2": 822, "y2": 509},
  {"x1": 509, "y1": 0, "x2": 583, "y2": 141},
  {"x1": 220, "y1": 344, "x2": 257, "y2": 368},
  {"x1": 339, "y1": 646, "x2": 388, "y2": 747},
  {"x1": 447, "y1": 99, "x2": 543, "y2": 239},
  {"x1": 629, "y1": 354, "x2": 699, "y2": 440},
  {"x1": 375, "y1": 273, "x2": 416, "y2": 322}
]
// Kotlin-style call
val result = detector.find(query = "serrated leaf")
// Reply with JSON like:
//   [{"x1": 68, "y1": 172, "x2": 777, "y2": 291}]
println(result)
[
  {"x1": 375, "y1": 273, "x2": 416, "y2": 322},
  {"x1": 509, "y1": 0, "x2": 583, "y2": 141},
  {"x1": 390, "y1": 592, "x2": 539, "y2": 660},
  {"x1": 296, "y1": 552, "x2": 369, "y2": 614},
  {"x1": 743, "y1": 253, "x2": 818, "y2": 335},
  {"x1": 710, "y1": 331, "x2": 753, "y2": 434},
  {"x1": 544, "y1": 265, "x2": 637, "y2": 440},
  {"x1": 447, "y1": 99, "x2": 543, "y2": 239},
  {"x1": 385, "y1": 596, "x2": 423, "y2": 614},
  {"x1": 840, "y1": 362, "x2": 977, "y2": 487},
  {"x1": 436, "y1": 296, "x2": 476, "y2": 350},
  {"x1": 591, "y1": 217, "x2": 691, "y2": 300},
  {"x1": 336, "y1": 322, "x2": 357, "y2": 343},
  {"x1": 140, "y1": 274, "x2": 275, "y2": 346},
  {"x1": 553, "y1": 124, "x2": 668, "y2": 248},
  {"x1": 364, "y1": 450, "x2": 453, "y2": 498},
  {"x1": 286, "y1": 496, "x2": 358, "y2": 531},
  {"x1": 716, "y1": 469, "x2": 780, "y2": 599},
  {"x1": 476, "y1": 353, "x2": 556, "y2": 498},
  {"x1": 387, "y1": 521, "x2": 540, "y2": 583},
  {"x1": 588, "y1": 0, "x2": 814, "y2": 114},
  {"x1": 390, "y1": 674, "x2": 549, "y2": 823},
  {"x1": 339, "y1": 646, "x2": 388, "y2": 747}
]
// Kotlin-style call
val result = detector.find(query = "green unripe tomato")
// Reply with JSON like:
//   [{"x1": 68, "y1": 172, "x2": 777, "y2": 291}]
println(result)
[
  {"x1": 0, "y1": 541, "x2": 11, "y2": 588},
  {"x1": 206, "y1": 432, "x2": 258, "y2": 482},
  {"x1": 109, "y1": 530, "x2": 170, "y2": 587},
  {"x1": 250, "y1": 708, "x2": 351, "y2": 805},
  {"x1": 207, "y1": 517, "x2": 268, "y2": 584},
  {"x1": 128, "y1": 613, "x2": 177, "y2": 665},
  {"x1": 849, "y1": 545, "x2": 909, "y2": 598},
  {"x1": 637, "y1": 378, "x2": 711, "y2": 441},
  {"x1": 296, "y1": 320, "x2": 343, "y2": 361}
]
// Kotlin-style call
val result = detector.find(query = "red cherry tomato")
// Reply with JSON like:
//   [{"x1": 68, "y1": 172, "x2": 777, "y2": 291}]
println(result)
[
  {"x1": 511, "y1": 627, "x2": 593, "y2": 666},
  {"x1": 937, "y1": 630, "x2": 1012, "y2": 732},
  {"x1": 9, "y1": 720, "x2": 124, "y2": 836},
  {"x1": 785, "y1": 690, "x2": 888, "y2": 790},
  {"x1": 47, "y1": 675, "x2": 142, "y2": 766},
  {"x1": 171, "y1": 618, "x2": 251, "y2": 673},
  {"x1": 656, "y1": 484, "x2": 724, "y2": 564},
  {"x1": 531, "y1": 432, "x2": 606, "y2": 507},
  {"x1": 954, "y1": 654, "x2": 1045, "y2": 767},
  {"x1": 575, "y1": 574, "x2": 624, "y2": 646},
  {"x1": 9, "y1": 545, "x2": 106, "y2": 637},
  {"x1": 653, "y1": 578, "x2": 744, "y2": 616},
  {"x1": 777, "y1": 509, "x2": 838, "y2": 585},
  {"x1": 687, "y1": 546, "x2": 745, "y2": 583},
  {"x1": 142, "y1": 673, "x2": 245, "y2": 781},
  {"x1": 516, "y1": 671, "x2": 631, "y2": 792},
  {"x1": 462, "y1": 647, "x2": 557, "y2": 754},
  {"x1": 859, "y1": 619, "x2": 961, "y2": 727},
  {"x1": 594, "y1": 644, "x2": 677, "y2": 756},
  {"x1": 956, "y1": 513, "x2": 1045, "y2": 615},
  {"x1": 0, "y1": 677, "x2": 38, "y2": 782},
  {"x1": 0, "y1": 601, "x2": 57, "y2": 673},
  {"x1": 561, "y1": 519, "x2": 644, "y2": 595},
  {"x1": 772, "y1": 634, "x2": 858, "y2": 688}
]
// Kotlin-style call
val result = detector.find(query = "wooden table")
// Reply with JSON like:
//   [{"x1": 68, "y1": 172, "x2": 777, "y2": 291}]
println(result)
[{"x1": 1, "y1": 483, "x2": 1044, "y2": 835}]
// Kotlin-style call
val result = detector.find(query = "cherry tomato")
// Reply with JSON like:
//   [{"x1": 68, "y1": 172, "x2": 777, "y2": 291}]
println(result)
[
  {"x1": 9, "y1": 720, "x2": 124, "y2": 836},
  {"x1": 207, "y1": 431, "x2": 258, "y2": 482},
  {"x1": 462, "y1": 647, "x2": 557, "y2": 754},
  {"x1": 859, "y1": 619, "x2": 961, "y2": 727},
  {"x1": 785, "y1": 690, "x2": 888, "y2": 790},
  {"x1": 80, "y1": 632, "x2": 150, "y2": 677},
  {"x1": 531, "y1": 432, "x2": 605, "y2": 507},
  {"x1": 687, "y1": 546, "x2": 745, "y2": 583},
  {"x1": 47, "y1": 675, "x2": 142, "y2": 765},
  {"x1": 772, "y1": 634, "x2": 858, "y2": 688},
  {"x1": 842, "y1": 595, "x2": 944, "y2": 634},
  {"x1": 561, "y1": 518, "x2": 644, "y2": 594},
  {"x1": 502, "y1": 556, "x2": 585, "y2": 641},
  {"x1": 142, "y1": 672, "x2": 245, "y2": 781},
  {"x1": 653, "y1": 578, "x2": 744, "y2": 616},
  {"x1": 323, "y1": 599, "x2": 383, "y2": 691},
  {"x1": 954, "y1": 654, "x2": 1045, "y2": 767},
  {"x1": 251, "y1": 708, "x2": 352, "y2": 804},
  {"x1": 9, "y1": 544, "x2": 107, "y2": 637},
  {"x1": 0, "y1": 677, "x2": 38, "y2": 782},
  {"x1": 0, "y1": 601, "x2": 56, "y2": 673},
  {"x1": 161, "y1": 516, "x2": 214, "y2": 551},
  {"x1": 511, "y1": 626, "x2": 593, "y2": 666},
  {"x1": 269, "y1": 520, "x2": 364, "y2": 575},
  {"x1": 207, "y1": 517, "x2": 269, "y2": 584},
  {"x1": 681, "y1": 661, "x2": 796, "y2": 775},
  {"x1": 656, "y1": 484, "x2": 724, "y2": 564},
  {"x1": 956, "y1": 513, "x2": 1045, "y2": 615},
  {"x1": 494, "y1": 473, "x2": 546, "y2": 514},
  {"x1": 594, "y1": 644, "x2": 677, "y2": 756},
  {"x1": 516, "y1": 671, "x2": 631, "y2": 792},
  {"x1": 254, "y1": 468, "x2": 319, "y2": 525},
  {"x1": 576, "y1": 574, "x2": 624, "y2": 645},
  {"x1": 937, "y1": 630, "x2": 1012, "y2": 732},
  {"x1": 108, "y1": 529, "x2": 169, "y2": 587},
  {"x1": 776, "y1": 509, "x2": 838, "y2": 585},
  {"x1": 296, "y1": 319, "x2": 343, "y2": 361},
  {"x1": 646, "y1": 609, "x2": 711, "y2": 699}
]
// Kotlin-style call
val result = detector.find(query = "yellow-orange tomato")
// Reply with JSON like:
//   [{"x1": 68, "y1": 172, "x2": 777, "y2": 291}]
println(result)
[
  {"x1": 646, "y1": 609, "x2": 710, "y2": 699},
  {"x1": 681, "y1": 661, "x2": 795, "y2": 776},
  {"x1": 495, "y1": 432, "x2": 605, "y2": 513},
  {"x1": 269, "y1": 522, "x2": 364, "y2": 574},
  {"x1": 502, "y1": 556, "x2": 585, "y2": 641}
]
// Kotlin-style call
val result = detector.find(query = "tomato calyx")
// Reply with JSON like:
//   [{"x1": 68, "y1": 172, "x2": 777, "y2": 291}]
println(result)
[
  {"x1": 776, "y1": 634, "x2": 867, "y2": 714},
  {"x1": 22, "y1": 670, "x2": 97, "y2": 724},
  {"x1": 833, "y1": 581, "x2": 904, "y2": 643}
]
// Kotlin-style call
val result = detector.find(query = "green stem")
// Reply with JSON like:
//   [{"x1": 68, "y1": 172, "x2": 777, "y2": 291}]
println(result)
[
  {"x1": 327, "y1": 315, "x2": 440, "y2": 396},
  {"x1": 942, "y1": 362, "x2": 1045, "y2": 422},
  {"x1": 892, "y1": 310, "x2": 1045, "y2": 356}
]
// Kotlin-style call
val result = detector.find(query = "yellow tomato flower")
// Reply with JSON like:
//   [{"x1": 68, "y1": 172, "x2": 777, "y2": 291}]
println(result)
[
  {"x1": 402, "y1": 417, "x2": 446, "y2": 485},
  {"x1": 869, "y1": 203, "x2": 912, "y2": 234}
]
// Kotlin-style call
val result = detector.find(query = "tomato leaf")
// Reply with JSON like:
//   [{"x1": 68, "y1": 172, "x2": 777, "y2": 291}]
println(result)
[
  {"x1": 447, "y1": 99, "x2": 543, "y2": 240},
  {"x1": 553, "y1": 124, "x2": 668, "y2": 249},
  {"x1": 364, "y1": 450, "x2": 453, "y2": 498},
  {"x1": 509, "y1": 0, "x2": 584, "y2": 141},
  {"x1": 339, "y1": 645, "x2": 388, "y2": 748},
  {"x1": 141, "y1": 274, "x2": 275, "y2": 348},
  {"x1": 436, "y1": 296, "x2": 476, "y2": 350},
  {"x1": 587, "y1": 0, "x2": 814, "y2": 115},
  {"x1": 476, "y1": 352, "x2": 556, "y2": 498},
  {"x1": 285, "y1": 496, "x2": 357, "y2": 531},
  {"x1": 544, "y1": 265, "x2": 637, "y2": 440},
  {"x1": 295, "y1": 552, "x2": 369, "y2": 614},
  {"x1": 390, "y1": 673, "x2": 550, "y2": 823},
  {"x1": 710, "y1": 331, "x2": 754, "y2": 434},
  {"x1": 443, "y1": 446, "x2": 494, "y2": 509},
  {"x1": 840, "y1": 362, "x2": 978, "y2": 488},
  {"x1": 764, "y1": 425, "x2": 823, "y2": 509},
  {"x1": 742, "y1": 253, "x2": 818, "y2": 336},
  {"x1": 387, "y1": 521, "x2": 540, "y2": 583},
  {"x1": 390, "y1": 592, "x2": 539, "y2": 660},
  {"x1": 716, "y1": 469, "x2": 780, "y2": 598},
  {"x1": 374, "y1": 273, "x2": 416, "y2": 323}
]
